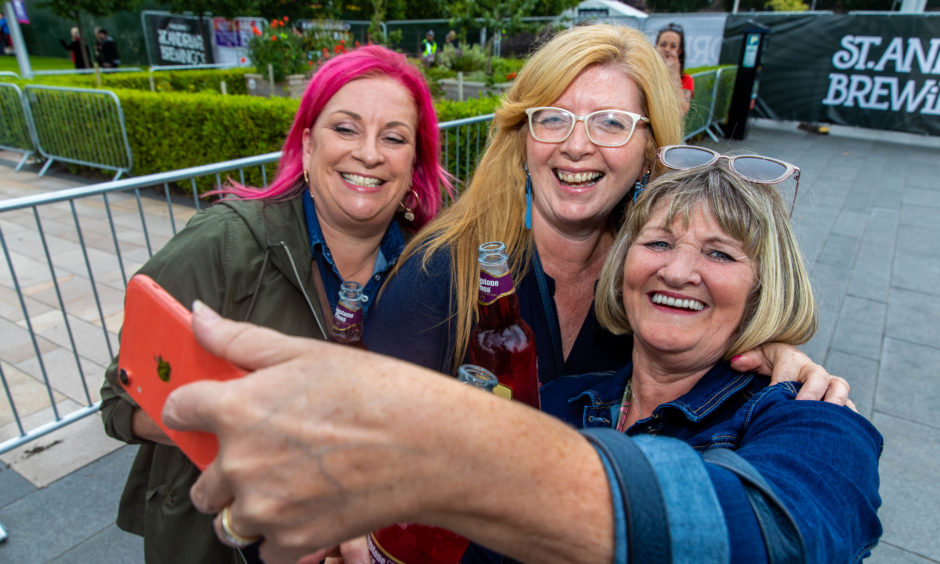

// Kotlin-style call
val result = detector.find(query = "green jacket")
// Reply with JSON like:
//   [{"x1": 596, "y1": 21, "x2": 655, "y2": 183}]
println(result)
[{"x1": 101, "y1": 196, "x2": 329, "y2": 564}]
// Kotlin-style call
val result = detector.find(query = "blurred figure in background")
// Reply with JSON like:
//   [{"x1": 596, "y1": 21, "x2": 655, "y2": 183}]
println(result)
[{"x1": 656, "y1": 23, "x2": 693, "y2": 116}]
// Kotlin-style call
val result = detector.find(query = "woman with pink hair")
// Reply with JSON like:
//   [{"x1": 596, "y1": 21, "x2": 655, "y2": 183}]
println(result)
[{"x1": 100, "y1": 45, "x2": 450, "y2": 564}]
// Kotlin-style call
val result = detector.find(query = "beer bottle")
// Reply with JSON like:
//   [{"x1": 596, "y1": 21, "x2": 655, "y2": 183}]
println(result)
[
  {"x1": 368, "y1": 365, "x2": 498, "y2": 564},
  {"x1": 468, "y1": 241, "x2": 540, "y2": 409},
  {"x1": 329, "y1": 281, "x2": 366, "y2": 348}
]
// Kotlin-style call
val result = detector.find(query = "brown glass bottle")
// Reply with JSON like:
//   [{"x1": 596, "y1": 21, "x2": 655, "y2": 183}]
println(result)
[
  {"x1": 367, "y1": 366, "x2": 498, "y2": 564},
  {"x1": 329, "y1": 281, "x2": 366, "y2": 348},
  {"x1": 468, "y1": 241, "x2": 540, "y2": 409}
]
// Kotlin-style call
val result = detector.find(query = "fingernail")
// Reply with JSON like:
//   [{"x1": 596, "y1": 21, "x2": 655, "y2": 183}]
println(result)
[
  {"x1": 193, "y1": 300, "x2": 221, "y2": 321},
  {"x1": 731, "y1": 355, "x2": 742, "y2": 362}
]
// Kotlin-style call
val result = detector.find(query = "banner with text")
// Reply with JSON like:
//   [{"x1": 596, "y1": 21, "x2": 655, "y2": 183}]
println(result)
[
  {"x1": 144, "y1": 13, "x2": 214, "y2": 66},
  {"x1": 722, "y1": 14, "x2": 940, "y2": 136}
]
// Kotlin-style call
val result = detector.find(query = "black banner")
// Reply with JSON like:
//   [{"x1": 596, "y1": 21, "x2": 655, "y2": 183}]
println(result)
[
  {"x1": 722, "y1": 14, "x2": 940, "y2": 136},
  {"x1": 146, "y1": 13, "x2": 214, "y2": 66}
]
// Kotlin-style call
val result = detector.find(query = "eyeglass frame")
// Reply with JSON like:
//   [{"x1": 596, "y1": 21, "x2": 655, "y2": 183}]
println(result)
[
  {"x1": 524, "y1": 106, "x2": 650, "y2": 148},
  {"x1": 656, "y1": 144, "x2": 801, "y2": 213}
]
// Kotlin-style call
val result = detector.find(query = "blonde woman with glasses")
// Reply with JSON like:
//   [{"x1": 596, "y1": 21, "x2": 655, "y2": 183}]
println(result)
[{"x1": 368, "y1": 24, "x2": 848, "y2": 409}]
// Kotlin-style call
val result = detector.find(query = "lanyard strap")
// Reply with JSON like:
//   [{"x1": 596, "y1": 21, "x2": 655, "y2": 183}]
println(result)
[{"x1": 531, "y1": 247, "x2": 565, "y2": 379}]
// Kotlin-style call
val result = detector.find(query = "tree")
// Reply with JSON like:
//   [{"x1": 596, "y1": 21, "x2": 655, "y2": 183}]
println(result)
[
  {"x1": 37, "y1": 0, "x2": 140, "y2": 68},
  {"x1": 448, "y1": 0, "x2": 540, "y2": 71}
]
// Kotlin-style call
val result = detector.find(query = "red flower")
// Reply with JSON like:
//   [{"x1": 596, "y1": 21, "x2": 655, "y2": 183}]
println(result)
[
  {"x1": 271, "y1": 20, "x2": 278, "y2": 28},
  {"x1": 251, "y1": 25, "x2": 262, "y2": 36},
  {"x1": 506, "y1": 72, "x2": 517, "y2": 80},
  {"x1": 354, "y1": 41, "x2": 361, "y2": 48},
  {"x1": 271, "y1": 35, "x2": 277, "y2": 41},
  {"x1": 322, "y1": 47, "x2": 329, "y2": 55},
  {"x1": 307, "y1": 59, "x2": 313, "y2": 66},
  {"x1": 240, "y1": 57, "x2": 246, "y2": 64},
  {"x1": 334, "y1": 44, "x2": 341, "y2": 54}
]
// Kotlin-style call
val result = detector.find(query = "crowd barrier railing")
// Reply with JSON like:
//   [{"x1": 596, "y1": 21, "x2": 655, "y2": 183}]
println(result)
[
  {"x1": 0, "y1": 114, "x2": 493, "y2": 457},
  {"x1": 682, "y1": 66, "x2": 738, "y2": 143},
  {"x1": 23, "y1": 85, "x2": 133, "y2": 181},
  {"x1": 0, "y1": 83, "x2": 38, "y2": 171}
]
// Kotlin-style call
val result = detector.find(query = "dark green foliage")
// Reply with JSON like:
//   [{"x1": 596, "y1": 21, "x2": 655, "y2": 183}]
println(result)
[{"x1": 31, "y1": 69, "x2": 253, "y2": 95}]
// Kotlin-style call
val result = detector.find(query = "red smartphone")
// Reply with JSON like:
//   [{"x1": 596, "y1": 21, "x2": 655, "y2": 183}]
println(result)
[{"x1": 117, "y1": 274, "x2": 246, "y2": 470}]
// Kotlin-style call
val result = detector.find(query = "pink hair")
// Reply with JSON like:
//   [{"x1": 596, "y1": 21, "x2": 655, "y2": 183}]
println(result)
[{"x1": 221, "y1": 45, "x2": 451, "y2": 229}]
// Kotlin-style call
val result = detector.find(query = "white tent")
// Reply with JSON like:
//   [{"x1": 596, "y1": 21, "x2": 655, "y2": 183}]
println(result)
[{"x1": 562, "y1": 0, "x2": 649, "y2": 20}]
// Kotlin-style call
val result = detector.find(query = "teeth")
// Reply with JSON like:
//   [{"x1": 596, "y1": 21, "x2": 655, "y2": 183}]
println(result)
[
  {"x1": 342, "y1": 173, "x2": 381, "y2": 187},
  {"x1": 556, "y1": 170, "x2": 602, "y2": 184},
  {"x1": 651, "y1": 293, "x2": 704, "y2": 311}
]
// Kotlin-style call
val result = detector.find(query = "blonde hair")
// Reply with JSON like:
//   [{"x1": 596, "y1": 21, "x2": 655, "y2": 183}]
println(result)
[
  {"x1": 595, "y1": 163, "x2": 818, "y2": 358},
  {"x1": 392, "y1": 24, "x2": 683, "y2": 372}
]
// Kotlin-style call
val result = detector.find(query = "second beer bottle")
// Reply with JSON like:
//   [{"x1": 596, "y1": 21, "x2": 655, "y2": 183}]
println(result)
[
  {"x1": 329, "y1": 280, "x2": 366, "y2": 348},
  {"x1": 468, "y1": 241, "x2": 540, "y2": 409}
]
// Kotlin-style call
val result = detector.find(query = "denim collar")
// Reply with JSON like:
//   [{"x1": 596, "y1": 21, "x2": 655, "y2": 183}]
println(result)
[{"x1": 567, "y1": 361, "x2": 757, "y2": 425}]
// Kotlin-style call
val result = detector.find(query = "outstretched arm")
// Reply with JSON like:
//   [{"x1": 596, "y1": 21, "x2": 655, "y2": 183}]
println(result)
[{"x1": 164, "y1": 303, "x2": 615, "y2": 564}]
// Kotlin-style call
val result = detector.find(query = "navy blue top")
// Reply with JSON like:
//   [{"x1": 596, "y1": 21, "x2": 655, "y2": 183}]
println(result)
[
  {"x1": 366, "y1": 244, "x2": 631, "y2": 379},
  {"x1": 301, "y1": 190, "x2": 405, "y2": 316},
  {"x1": 545, "y1": 361, "x2": 884, "y2": 563}
]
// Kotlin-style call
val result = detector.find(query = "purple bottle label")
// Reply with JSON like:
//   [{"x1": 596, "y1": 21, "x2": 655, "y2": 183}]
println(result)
[
  {"x1": 332, "y1": 303, "x2": 362, "y2": 332},
  {"x1": 478, "y1": 270, "x2": 515, "y2": 305}
]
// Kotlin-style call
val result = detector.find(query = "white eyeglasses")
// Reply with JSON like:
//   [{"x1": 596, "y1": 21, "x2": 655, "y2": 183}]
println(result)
[
  {"x1": 658, "y1": 145, "x2": 801, "y2": 213},
  {"x1": 525, "y1": 107, "x2": 650, "y2": 147}
]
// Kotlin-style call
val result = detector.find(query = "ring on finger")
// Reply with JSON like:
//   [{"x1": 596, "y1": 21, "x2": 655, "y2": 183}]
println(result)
[{"x1": 220, "y1": 505, "x2": 261, "y2": 548}]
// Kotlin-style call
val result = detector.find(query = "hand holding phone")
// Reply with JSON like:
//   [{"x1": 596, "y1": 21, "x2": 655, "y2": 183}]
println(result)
[{"x1": 117, "y1": 274, "x2": 246, "y2": 470}]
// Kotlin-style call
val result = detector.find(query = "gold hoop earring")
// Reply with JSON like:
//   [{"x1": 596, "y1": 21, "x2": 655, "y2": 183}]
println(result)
[
  {"x1": 303, "y1": 170, "x2": 310, "y2": 187},
  {"x1": 399, "y1": 189, "x2": 419, "y2": 222}
]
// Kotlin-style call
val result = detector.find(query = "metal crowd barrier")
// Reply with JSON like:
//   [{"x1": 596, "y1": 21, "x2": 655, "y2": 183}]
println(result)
[
  {"x1": 682, "y1": 66, "x2": 738, "y2": 143},
  {"x1": 23, "y1": 85, "x2": 133, "y2": 180},
  {"x1": 0, "y1": 83, "x2": 38, "y2": 171},
  {"x1": 0, "y1": 114, "x2": 493, "y2": 456}
]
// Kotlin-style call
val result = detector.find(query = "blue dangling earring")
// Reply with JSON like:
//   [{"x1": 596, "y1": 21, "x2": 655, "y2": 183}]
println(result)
[
  {"x1": 524, "y1": 163, "x2": 533, "y2": 230},
  {"x1": 632, "y1": 171, "x2": 650, "y2": 203}
]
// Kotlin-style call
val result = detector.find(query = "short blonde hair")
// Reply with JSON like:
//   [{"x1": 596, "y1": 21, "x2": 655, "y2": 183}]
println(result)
[
  {"x1": 390, "y1": 24, "x2": 684, "y2": 372},
  {"x1": 595, "y1": 163, "x2": 818, "y2": 357}
]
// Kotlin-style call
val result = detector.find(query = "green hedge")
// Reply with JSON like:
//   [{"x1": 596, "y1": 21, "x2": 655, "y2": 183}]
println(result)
[{"x1": 31, "y1": 68, "x2": 253, "y2": 95}]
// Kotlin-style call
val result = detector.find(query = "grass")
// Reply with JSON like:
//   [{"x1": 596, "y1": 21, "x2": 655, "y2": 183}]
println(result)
[{"x1": 0, "y1": 54, "x2": 74, "y2": 74}]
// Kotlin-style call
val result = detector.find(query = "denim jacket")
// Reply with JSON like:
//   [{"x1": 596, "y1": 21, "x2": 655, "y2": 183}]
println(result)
[{"x1": 541, "y1": 362, "x2": 884, "y2": 564}]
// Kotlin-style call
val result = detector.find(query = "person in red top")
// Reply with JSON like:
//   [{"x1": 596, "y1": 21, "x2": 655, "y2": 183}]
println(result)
[{"x1": 656, "y1": 23, "x2": 693, "y2": 116}]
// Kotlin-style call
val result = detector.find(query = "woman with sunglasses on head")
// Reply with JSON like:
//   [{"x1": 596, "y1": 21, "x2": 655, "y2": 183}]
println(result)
[
  {"x1": 163, "y1": 152, "x2": 882, "y2": 564},
  {"x1": 656, "y1": 23, "x2": 693, "y2": 117},
  {"x1": 368, "y1": 24, "x2": 849, "y2": 412}
]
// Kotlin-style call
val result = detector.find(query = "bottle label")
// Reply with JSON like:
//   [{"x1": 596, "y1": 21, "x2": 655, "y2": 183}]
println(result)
[
  {"x1": 493, "y1": 383, "x2": 513, "y2": 400},
  {"x1": 332, "y1": 303, "x2": 362, "y2": 332},
  {"x1": 478, "y1": 270, "x2": 514, "y2": 305},
  {"x1": 367, "y1": 532, "x2": 405, "y2": 564}
]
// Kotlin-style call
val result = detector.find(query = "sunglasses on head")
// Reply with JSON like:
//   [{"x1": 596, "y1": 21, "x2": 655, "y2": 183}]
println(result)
[{"x1": 657, "y1": 145, "x2": 801, "y2": 213}]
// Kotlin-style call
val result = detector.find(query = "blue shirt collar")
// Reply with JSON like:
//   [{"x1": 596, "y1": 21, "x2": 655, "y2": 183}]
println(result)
[{"x1": 301, "y1": 190, "x2": 405, "y2": 314}]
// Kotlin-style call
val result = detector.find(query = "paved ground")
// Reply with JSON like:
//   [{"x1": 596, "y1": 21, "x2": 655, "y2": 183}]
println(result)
[{"x1": 0, "y1": 118, "x2": 938, "y2": 563}]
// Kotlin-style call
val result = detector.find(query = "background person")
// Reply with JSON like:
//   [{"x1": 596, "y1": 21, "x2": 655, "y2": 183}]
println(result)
[
  {"x1": 100, "y1": 45, "x2": 449, "y2": 564},
  {"x1": 368, "y1": 24, "x2": 848, "y2": 402},
  {"x1": 95, "y1": 27, "x2": 120, "y2": 67},
  {"x1": 655, "y1": 23, "x2": 693, "y2": 117},
  {"x1": 421, "y1": 29, "x2": 437, "y2": 66},
  {"x1": 59, "y1": 27, "x2": 91, "y2": 69}
]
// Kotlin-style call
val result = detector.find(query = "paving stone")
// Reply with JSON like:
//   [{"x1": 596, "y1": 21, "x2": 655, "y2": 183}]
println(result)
[
  {"x1": 867, "y1": 542, "x2": 939, "y2": 564},
  {"x1": 815, "y1": 233, "x2": 861, "y2": 271},
  {"x1": 892, "y1": 252, "x2": 940, "y2": 297},
  {"x1": 48, "y1": 523, "x2": 143, "y2": 564},
  {"x1": 830, "y1": 296, "x2": 886, "y2": 361},
  {"x1": 877, "y1": 338, "x2": 940, "y2": 429},
  {"x1": 0, "y1": 461, "x2": 35, "y2": 507},
  {"x1": 0, "y1": 446, "x2": 136, "y2": 563},
  {"x1": 871, "y1": 412, "x2": 940, "y2": 562},
  {"x1": 885, "y1": 288, "x2": 940, "y2": 350},
  {"x1": 896, "y1": 222, "x2": 940, "y2": 258}
]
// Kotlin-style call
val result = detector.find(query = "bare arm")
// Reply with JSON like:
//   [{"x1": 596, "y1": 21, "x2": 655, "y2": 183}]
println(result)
[{"x1": 164, "y1": 303, "x2": 615, "y2": 564}]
